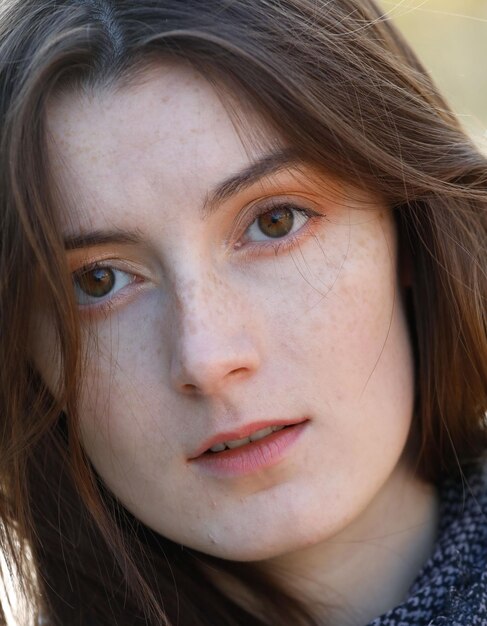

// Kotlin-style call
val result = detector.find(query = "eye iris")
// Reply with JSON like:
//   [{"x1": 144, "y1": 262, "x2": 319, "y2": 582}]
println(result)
[
  {"x1": 258, "y1": 207, "x2": 294, "y2": 238},
  {"x1": 77, "y1": 268, "x2": 115, "y2": 298}
]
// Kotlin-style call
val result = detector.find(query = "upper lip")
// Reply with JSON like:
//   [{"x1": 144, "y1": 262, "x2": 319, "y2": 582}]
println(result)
[{"x1": 188, "y1": 417, "x2": 309, "y2": 459}]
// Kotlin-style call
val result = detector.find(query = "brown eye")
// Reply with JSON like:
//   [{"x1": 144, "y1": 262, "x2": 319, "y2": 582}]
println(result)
[
  {"x1": 72, "y1": 266, "x2": 135, "y2": 306},
  {"x1": 257, "y1": 207, "x2": 294, "y2": 238},
  {"x1": 73, "y1": 266, "x2": 137, "y2": 306},
  {"x1": 76, "y1": 267, "x2": 115, "y2": 298},
  {"x1": 242, "y1": 201, "x2": 314, "y2": 247}
]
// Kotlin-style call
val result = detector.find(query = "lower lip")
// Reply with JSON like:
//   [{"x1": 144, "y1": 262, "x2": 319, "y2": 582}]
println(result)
[{"x1": 190, "y1": 421, "x2": 308, "y2": 478}]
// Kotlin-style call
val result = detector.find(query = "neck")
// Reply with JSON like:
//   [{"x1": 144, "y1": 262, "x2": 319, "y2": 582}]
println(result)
[{"x1": 260, "y1": 462, "x2": 439, "y2": 626}]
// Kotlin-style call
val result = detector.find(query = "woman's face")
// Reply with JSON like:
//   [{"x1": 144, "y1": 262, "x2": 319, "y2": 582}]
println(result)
[{"x1": 43, "y1": 62, "x2": 415, "y2": 561}]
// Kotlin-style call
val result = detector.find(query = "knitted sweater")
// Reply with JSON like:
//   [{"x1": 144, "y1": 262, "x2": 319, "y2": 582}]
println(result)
[{"x1": 367, "y1": 463, "x2": 487, "y2": 626}]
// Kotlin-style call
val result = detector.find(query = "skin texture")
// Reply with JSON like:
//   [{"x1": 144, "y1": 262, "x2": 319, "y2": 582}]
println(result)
[{"x1": 41, "y1": 62, "x2": 439, "y2": 625}]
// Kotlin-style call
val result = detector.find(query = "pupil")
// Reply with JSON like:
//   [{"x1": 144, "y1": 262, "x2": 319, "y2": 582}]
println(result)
[
  {"x1": 258, "y1": 207, "x2": 294, "y2": 238},
  {"x1": 77, "y1": 268, "x2": 115, "y2": 298}
]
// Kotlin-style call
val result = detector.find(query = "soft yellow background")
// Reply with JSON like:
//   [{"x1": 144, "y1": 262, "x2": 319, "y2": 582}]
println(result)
[{"x1": 381, "y1": 0, "x2": 487, "y2": 149}]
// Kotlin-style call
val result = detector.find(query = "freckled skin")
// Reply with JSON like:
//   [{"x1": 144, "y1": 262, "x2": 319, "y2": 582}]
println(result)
[{"x1": 37, "y1": 62, "x2": 439, "y2": 622}]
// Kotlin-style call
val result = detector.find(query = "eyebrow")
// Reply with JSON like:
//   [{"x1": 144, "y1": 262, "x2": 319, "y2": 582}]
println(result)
[
  {"x1": 64, "y1": 229, "x2": 143, "y2": 250},
  {"x1": 202, "y1": 147, "x2": 300, "y2": 217},
  {"x1": 63, "y1": 148, "x2": 301, "y2": 250}
]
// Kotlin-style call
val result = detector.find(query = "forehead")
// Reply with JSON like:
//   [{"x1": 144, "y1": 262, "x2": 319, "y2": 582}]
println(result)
[{"x1": 46, "y1": 62, "x2": 278, "y2": 232}]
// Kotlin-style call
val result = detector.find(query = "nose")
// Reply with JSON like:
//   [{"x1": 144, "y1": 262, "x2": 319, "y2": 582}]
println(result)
[{"x1": 169, "y1": 278, "x2": 261, "y2": 396}]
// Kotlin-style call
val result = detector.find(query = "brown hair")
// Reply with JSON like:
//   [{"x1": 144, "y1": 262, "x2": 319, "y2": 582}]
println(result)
[{"x1": 0, "y1": 1, "x2": 485, "y2": 624}]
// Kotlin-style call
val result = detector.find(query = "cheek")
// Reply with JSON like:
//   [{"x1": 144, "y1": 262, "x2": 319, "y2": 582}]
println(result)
[
  {"x1": 267, "y1": 214, "x2": 414, "y2": 463},
  {"x1": 266, "y1": 213, "x2": 411, "y2": 388},
  {"x1": 76, "y1": 306, "x2": 175, "y2": 473},
  {"x1": 74, "y1": 292, "x2": 205, "y2": 521}
]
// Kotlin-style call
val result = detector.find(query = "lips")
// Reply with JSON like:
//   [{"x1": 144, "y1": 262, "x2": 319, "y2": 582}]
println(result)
[
  {"x1": 189, "y1": 419, "x2": 309, "y2": 477},
  {"x1": 189, "y1": 417, "x2": 308, "y2": 459}
]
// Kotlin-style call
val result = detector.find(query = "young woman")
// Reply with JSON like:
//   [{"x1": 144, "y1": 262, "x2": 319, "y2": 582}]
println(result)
[{"x1": 0, "y1": 1, "x2": 485, "y2": 625}]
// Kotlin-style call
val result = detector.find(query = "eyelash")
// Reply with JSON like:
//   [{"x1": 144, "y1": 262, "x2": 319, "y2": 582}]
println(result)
[
  {"x1": 72, "y1": 263, "x2": 142, "y2": 313},
  {"x1": 71, "y1": 200, "x2": 324, "y2": 312},
  {"x1": 236, "y1": 199, "x2": 323, "y2": 257}
]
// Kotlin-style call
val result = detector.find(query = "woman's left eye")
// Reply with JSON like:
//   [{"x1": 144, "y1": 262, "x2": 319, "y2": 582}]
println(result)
[
  {"x1": 243, "y1": 202, "x2": 316, "y2": 244},
  {"x1": 72, "y1": 266, "x2": 135, "y2": 305}
]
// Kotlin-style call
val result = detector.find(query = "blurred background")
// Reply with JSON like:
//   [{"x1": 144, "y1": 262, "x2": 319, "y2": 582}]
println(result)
[{"x1": 380, "y1": 0, "x2": 487, "y2": 151}]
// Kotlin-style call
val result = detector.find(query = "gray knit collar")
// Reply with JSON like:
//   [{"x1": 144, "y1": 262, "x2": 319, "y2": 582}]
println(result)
[{"x1": 368, "y1": 462, "x2": 487, "y2": 626}]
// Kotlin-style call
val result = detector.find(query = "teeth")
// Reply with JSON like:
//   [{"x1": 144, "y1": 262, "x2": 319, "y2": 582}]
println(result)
[
  {"x1": 225, "y1": 436, "x2": 251, "y2": 449},
  {"x1": 249, "y1": 426, "x2": 273, "y2": 442},
  {"x1": 209, "y1": 425, "x2": 288, "y2": 452}
]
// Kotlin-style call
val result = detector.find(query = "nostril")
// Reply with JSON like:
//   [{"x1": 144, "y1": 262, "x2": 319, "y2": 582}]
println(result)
[
  {"x1": 180, "y1": 367, "x2": 248, "y2": 395},
  {"x1": 228, "y1": 367, "x2": 249, "y2": 379},
  {"x1": 181, "y1": 382, "x2": 199, "y2": 394}
]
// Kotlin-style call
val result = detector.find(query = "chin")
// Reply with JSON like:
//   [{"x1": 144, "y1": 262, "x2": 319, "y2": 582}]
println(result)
[{"x1": 179, "y1": 514, "x2": 337, "y2": 563}]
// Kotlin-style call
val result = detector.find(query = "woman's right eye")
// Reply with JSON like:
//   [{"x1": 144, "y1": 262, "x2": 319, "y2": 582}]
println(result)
[{"x1": 72, "y1": 265, "x2": 136, "y2": 306}]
